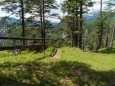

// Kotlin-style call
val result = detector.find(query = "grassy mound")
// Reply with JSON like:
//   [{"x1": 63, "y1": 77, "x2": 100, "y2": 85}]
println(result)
[{"x1": 0, "y1": 47, "x2": 114, "y2": 86}]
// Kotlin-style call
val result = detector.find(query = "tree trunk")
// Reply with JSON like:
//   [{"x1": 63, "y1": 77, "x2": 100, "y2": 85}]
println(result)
[
  {"x1": 75, "y1": 6, "x2": 79, "y2": 47},
  {"x1": 105, "y1": 19, "x2": 109, "y2": 47},
  {"x1": 42, "y1": 0, "x2": 45, "y2": 39},
  {"x1": 79, "y1": 0, "x2": 83, "y2": 49},
  {"x1": 110, "y1": 27, "x2": 115, "y2": 48},
  {"x1": 72, "y1": 16, "x2": 76, "y2": 47},
  {"x1": 42, "y1": 0, "x2": 45, "y2": 54},
  {"x1": 71, "y1": 8, "x2": 78, "y2": 47},
  {"x1": 20, "y1": 0, "x2": 25, "y2": 45},
  {"x1": 96, "y1": 0, "x2": 103, "y2": 51},
  {"x1": 40, "y1": 0, "x2": 45, "y2": 44},
  {"x1": 39, "y1": 3, "x2": 43, "y2": 38}
]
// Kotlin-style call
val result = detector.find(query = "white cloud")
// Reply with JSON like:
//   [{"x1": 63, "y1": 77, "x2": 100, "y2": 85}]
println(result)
[
  {"x1": 0, "y1": 7, "x2": 19, "y2": 19},
  {"x1": 48, "y1": 17, "x2": 61, "y2": 22},
  {"x1": 89, "y1": 0, "x2": 109, "y2": 13},
  {"x1": 0, "y1": 10, "x2": 9, "y2": 16},
  {"x1": 56, "y1": 0, "x2": 64, "y2": 5}
]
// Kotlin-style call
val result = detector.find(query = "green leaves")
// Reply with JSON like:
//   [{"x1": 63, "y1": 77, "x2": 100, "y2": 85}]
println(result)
[{"x1": 74, "y1": 31, "x2": 80, "y2": 34}]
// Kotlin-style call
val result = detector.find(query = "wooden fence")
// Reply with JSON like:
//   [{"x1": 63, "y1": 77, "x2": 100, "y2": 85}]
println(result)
[{"x1": 0, "y1": 37, "x2": 53, "y2": 50}]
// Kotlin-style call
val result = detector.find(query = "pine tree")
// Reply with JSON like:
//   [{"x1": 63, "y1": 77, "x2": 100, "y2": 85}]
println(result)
[
  {"x1": 61, "y1": 0, "x2": 94, "y2": 48},
  {"x1": 0, "y1": 0, "x2": 57, "y2": 39}
]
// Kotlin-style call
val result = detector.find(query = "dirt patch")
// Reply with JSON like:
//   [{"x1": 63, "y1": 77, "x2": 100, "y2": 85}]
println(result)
[{"x1": 53, "y1": 48, "x2": 61, "y2": 58}]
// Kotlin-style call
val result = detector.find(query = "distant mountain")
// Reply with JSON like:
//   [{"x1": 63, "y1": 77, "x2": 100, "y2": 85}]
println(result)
[
  {"x1": 53, "y1": 12, "x2": 100, "y2": 32},
  {"x1": 51, "y1": 22, "x2": 59, "y2": 26},
  {"x1": 0, "y1": 12, "x2": 100, "y2": 25},
  {"x1": 0, "y1": 16, "x2": 59, "y2": 27},
  {"x1": 0, "y1": 17, "x2": 19, "y2": 23},
  {"x1": 7, "y1": 17, "x2": 19, "y2": 23},
  {"x1": 83, "y1": 12, "x2": 100, "y2": 21}
]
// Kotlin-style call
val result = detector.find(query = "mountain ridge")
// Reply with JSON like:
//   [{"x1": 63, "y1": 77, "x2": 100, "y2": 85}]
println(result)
[{"x1": 0, "y1": 12, "x2": 100, "y2": 25}]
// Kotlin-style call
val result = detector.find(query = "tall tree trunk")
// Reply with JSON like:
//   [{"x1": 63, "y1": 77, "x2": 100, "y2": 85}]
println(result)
[
  {"x1": 105, "y1": 18, "x2": 109, "y2": 47},
  {"x1": 42, "y1": 0, "x2": 45, "y2": 39},
  {"x1": 40, "y1": 0, "x2": 45, "y2": 44},
  {"x1": 72, "y1": 8, "x2": 78, "y2": 47},
  {"x1": 71, "y1": 8, "x2": 76, "y2": 47},
  {"x1": 110, "y1": 27, "x2": 115, "y2": 48},
  {"x1": 79, "y1": 0, "x2": 83, "y2": 49},
  {"x1": 20, "y1": 0, "x2": 25, "y2": 45},
  {"x1": 39, "y1": 2, "x2": 43, "y2": 38},
  {"x1": 42, "y1": 0, "x2": 45, "y2": 53},
  {"x1": 75, "y1": 6, "x2": 79, "y2": 47},
  {"x1": 96, "y1": 0, "x2": 103, "y2": 51},
  {"x1": 72, "y1": 15, "x2": 75, "y2": 47}
]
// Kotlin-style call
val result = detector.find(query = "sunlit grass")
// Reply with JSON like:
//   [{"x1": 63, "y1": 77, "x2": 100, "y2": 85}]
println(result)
[
  {"x1": 61, "y1": 47, "x2": 115, "y2": 71},
  {"x1": 0, "y1": 46, "x2": 54, "y2": 64},
  {"x1": 43, "y1": 47, "x2": 115, "y2": 71}
]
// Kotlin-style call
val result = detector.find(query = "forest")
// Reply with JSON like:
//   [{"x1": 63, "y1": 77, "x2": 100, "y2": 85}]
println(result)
[{"x1": 0, "y1": 0, "x2": 115, "y2": 86}]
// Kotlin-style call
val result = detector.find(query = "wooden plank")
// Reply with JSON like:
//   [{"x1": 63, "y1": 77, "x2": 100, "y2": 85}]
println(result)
[
  {"x1": 0, "y1": 36, "x2": 52, "y2": 40},
  {"x1": 0, "y1": 44, "x2": 45, "y2": 50},
  {"x1": 0, "y1": 43, "x2": 52, "y2": 50}
]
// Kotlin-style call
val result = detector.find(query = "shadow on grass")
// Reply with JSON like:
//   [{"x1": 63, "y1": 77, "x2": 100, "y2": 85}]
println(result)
[
  {"x1": 0, "y1": 61, "x2": 114, "y2": 86},
  {"x1": 96, "y1": 48, "x2": 115, "y2": 54}
]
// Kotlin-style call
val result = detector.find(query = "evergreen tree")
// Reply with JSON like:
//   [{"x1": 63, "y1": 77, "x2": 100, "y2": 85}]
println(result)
[
  {"x1": 61, "y1": 0, "x2": 93, "y2": 48},
  {"x1": 0, "y1": 0, "x2": 57, "y2": 37}
]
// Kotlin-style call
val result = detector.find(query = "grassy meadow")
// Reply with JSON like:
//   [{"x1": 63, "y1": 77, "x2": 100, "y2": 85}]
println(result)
[{"x1": 0, "y1": 47, "x2": 115, "y2": 86}]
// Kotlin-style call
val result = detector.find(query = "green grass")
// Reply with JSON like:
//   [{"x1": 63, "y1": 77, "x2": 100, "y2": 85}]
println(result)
[{"x1": 0, "y1": 47, "x2": 115, "y2": 86}]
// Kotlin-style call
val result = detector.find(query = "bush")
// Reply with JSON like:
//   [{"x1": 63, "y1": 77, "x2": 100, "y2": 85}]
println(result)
[{"x1": 0, "y1": 51, "x2": 13, "y2": 57}]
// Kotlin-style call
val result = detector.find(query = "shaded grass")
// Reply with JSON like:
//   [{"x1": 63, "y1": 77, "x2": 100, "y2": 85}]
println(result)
[
  {"x1": 0, "y1": 47, "x2": 114, "y2": 86},
  {"x1": 96, "y1": 48, "x2": 115, "y2": 54},
  {"x1": 0, "y1": 61, "x2": 114, "y2": 86}
]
